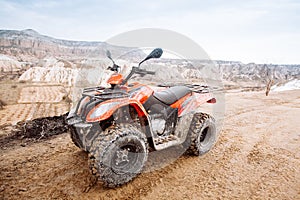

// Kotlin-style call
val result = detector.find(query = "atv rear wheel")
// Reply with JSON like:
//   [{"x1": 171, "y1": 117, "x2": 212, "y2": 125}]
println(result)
[
  {"x1": 187, "y1": 113, "x2": 217, "y2": 156},
  {"x1": 88, "y1": 124, "x2": 148, "y2": 187}
]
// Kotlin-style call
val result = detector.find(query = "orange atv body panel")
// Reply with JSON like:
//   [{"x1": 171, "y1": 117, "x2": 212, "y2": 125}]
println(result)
[
  {"x1": 176, "y1": 92, "x2": 215, "y2": 117},
  {"x1": 85, "y1": 84, "x2": 154, "y2": 122},
  {"x1": 84, "y1": 83, "x2": 216, "y2": 122},
  {"x1": 86, "y1": 98, "x2": 148, "y2": 122},
  {"x1": 107, "y1": 73, "x2": 124, "y2": 85}
]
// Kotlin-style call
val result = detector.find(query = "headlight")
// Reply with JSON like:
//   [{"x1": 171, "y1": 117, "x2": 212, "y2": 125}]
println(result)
[{"x1": 89, "y1": 102, "x2": 119, "y2": 119}]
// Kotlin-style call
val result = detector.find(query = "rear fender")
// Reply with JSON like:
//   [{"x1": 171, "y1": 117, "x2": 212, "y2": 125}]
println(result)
[
  {"x1": 178, "y1": 92, "x2": 216, "y2": 117},
  {"x1": 86, "y1": 99, "x2": 148, "y2": 122}
]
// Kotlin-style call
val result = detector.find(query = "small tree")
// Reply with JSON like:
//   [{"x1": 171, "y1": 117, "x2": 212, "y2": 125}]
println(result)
[
  {"x1": 264, "y1": 64, "x2": 273, "y2": 96},
  {"x1": 265, "y1": 79, "x2": 273, "y2": 96}
]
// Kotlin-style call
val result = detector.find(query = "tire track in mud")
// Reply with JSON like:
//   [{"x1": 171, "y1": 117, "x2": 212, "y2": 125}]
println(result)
[
  {"x1": 191, "y1": 139, "x2": 242, "y2": 199},
  {"x1": 1, "y1": 135, "x2": 94, "y2": 200},
  {"x1": 0, "y1": 99, "x2": 263, "y2": 199},
  {"x1": 244, "y1": 116, "x2": 300, "y2": 199},
  {"x1": 202, "y1": 92, "x2": 300, "y2": 199},
  {"x1": 83, "y1": 124, "x2": 243, "y2": 200},
  {"x1": 0, "y1": 130, "x2": 242, "y2": 200},
  {"x1": 224, "y1": 92, "x2": 300, "y2": 199},
  {"x1": 140, "y1": 130, "x2": 243, "y2": 199},
  {"x1": 0, "y1": 133, "x2": 183, "y2": 200},
  {"x1": 1, "y1": 91, "x2": 300, "y2": 199},
  {"x1": 80, "y1": 101, "x2": 245, "y2": 199},
  {"x1": 246, "y1": 142, "x2": 300, "y2": 199}
]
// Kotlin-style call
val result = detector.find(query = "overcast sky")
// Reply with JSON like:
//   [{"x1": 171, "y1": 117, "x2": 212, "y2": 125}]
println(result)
[{"x1": 0, "y1": 0, "x2": 299, "y2": 64}]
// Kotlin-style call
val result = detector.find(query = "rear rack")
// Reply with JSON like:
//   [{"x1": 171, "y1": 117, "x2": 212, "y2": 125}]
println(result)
[{"x1": 183, "y1": 84, "x2": 210, "y2": 93}]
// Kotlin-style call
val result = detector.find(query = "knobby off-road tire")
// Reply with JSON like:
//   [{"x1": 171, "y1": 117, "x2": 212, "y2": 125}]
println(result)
[
  {"x1": 70, "y1": 126, "x2": 84, "y2": 149},
  {"x1": 187, "y1": 113, "x2": 217, "y2": 156},
  {"x1": 88, "y1": 124, "x2": 148, "y2": 187}
]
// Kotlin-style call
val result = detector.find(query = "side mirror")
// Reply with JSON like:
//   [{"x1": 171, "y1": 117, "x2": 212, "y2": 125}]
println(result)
[
  {"x1": 106, "y1": 50, "x2": 112, "y2": 60},
  {"x1": 106, "y1": 50, "x2": 115, "y2": 65},
  {"x1": 147, "y1": 48, "x2": 163, "y2": 59},
  {"x1": 139, "y1": 48, "x2": 163, "y2": 67}
]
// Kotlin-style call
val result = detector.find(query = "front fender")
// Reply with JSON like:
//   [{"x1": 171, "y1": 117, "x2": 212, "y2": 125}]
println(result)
[{"x1": 86, "y1": 98, "x2": 148, "y2": 122}]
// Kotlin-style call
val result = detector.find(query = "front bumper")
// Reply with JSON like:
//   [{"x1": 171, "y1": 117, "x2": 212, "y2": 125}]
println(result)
[{"x1": 68, "y1": 116, "x2": 100, "y2": 151}]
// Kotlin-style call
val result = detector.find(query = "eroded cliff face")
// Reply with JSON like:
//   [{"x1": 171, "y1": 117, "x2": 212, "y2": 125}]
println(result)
[
  {"x1": 0, "y1": 29, "x2": 141, "y2": 62},
  {"x1": 0, "y1": 54, "x2": 22, "y2": 72},
  {"x1": 0, "y1": 29, "x2": 299, "y2": 88},
  {"x1": 19, "y1": 66, "x2": 77, "y2": 86},
  {"x1": 218, "y1": 62, "x2": 300, "y2": 82}
]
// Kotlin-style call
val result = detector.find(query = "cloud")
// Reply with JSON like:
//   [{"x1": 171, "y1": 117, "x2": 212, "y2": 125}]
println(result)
[{"x1": 0, "y1": 0, "x2": 299, "y2": 63}]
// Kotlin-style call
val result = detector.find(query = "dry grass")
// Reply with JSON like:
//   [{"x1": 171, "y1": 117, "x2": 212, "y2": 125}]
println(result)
[
  {"x1": 0, "y1": 81, "x2": 70, "y2": 127},
  {"x1": 0, "y1": 103, "x2": 69, "y2": 127},
  {"x1": 18, "y1": 86, "x2": 68, "y2": 103}
]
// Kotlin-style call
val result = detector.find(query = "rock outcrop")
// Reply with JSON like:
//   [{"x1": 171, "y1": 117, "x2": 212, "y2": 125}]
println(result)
[
  {"x1": 0, "y1": 29, "x2": 144, "y2": 62},
  {"x1": 0, "y1": 54, "x2": 22, "y2": 72},
  {"x1": 0, "y1": 29, "x2": 299, "y2": 89},
  {"x1": 19, "y1": 58, "x2": 78, "y2": 86},
  {"x1": 217, "y1": 61, "x2": 300, "y2": 83}
]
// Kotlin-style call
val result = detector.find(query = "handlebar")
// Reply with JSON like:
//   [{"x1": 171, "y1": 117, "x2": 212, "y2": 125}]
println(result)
[{"x1": 121, "y1": 66, "x2": 156, "y2": 85}]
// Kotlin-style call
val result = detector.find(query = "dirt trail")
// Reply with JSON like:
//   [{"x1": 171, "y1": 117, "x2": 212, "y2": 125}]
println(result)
[{"x1": 1, "y1": 90, "x2": 300, "y2": 199}]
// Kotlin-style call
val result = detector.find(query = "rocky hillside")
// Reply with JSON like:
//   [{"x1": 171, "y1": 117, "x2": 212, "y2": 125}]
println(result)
[
  {"x1": 0, "y1": 54, "x2": 22, "y2": 72},
  {"x1": 216, "y1": 61, "x2": 300, "y2": 83},
  {"x1": 156, "y1": 59, "x2": 300, "y2": 88},
  {"x1": 0, "y1": 54, "x2": 29, "y2": 81},
  {"x1": 0, "y1": 29, "x2": 299, "y2": 89},
  {"x1": 0, "y1": 29, "x2": 143, "y2": 62}
]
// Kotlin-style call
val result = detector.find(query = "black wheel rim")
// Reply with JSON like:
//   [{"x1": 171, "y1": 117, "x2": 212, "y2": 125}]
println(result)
[
  {"x1": 111, "y1": 142, "x2": 144, "y2": 174},
  {"x1": 199, "y1": 126, "x2": 213, "y2": 146}
]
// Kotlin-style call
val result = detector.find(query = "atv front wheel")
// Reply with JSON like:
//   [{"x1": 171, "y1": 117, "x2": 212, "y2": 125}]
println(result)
[
  {"x1": 187, "y1": 113, "x2": 217, "y2": 156},
  {"x1": 69, "y1": 126, "x2": 84, "y2": 149},
  {"x1": 88, "y1": 124, "x2": 148, "y2": 187}
]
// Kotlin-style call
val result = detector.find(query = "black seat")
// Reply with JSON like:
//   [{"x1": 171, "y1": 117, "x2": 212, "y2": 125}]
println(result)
[{"x1": 153, "y1": 86, "x2": 191, "y2": 105}]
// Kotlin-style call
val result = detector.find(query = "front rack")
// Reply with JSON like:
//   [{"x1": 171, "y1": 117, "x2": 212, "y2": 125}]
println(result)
[
  {"x1": 83, "y1": 89, "x2": 129, "y2": 100},
  {"x1": 83, "y1": 86, "x2": 105, "y2": 93}
]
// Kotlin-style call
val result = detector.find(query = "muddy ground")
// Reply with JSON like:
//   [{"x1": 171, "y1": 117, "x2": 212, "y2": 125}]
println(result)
[{"x1": 1, "y1": 90, "x2": 300, "y2": 199}]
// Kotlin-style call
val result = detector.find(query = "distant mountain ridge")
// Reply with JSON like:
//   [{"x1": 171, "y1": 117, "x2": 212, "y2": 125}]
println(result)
[
  {"x1": 0, "y1": 29, "x2": 142, "y2": 61},
  {"x1": 0, "y1": 29, "x2": 299, "y2": 88},
  {"x1": 217, "y1": 62, "x2": 300, "y2": 83}
]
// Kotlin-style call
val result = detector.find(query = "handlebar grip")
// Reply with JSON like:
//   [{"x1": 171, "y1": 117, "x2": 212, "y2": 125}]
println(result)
[
  {"x1": 135, "y1": 68, "x2": 156, "y2": 75},
  {"x1": 146, "y1": 71, "x2": 155, "y2": 75}
]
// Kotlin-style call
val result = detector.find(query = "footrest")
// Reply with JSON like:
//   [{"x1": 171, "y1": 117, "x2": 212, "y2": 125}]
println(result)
[
  {"x1": 154, "y1": 135, "x2": 177, "y2": 145},
  {"x1": 153, "y1": 135, "x2": 179, "y2": 150}
]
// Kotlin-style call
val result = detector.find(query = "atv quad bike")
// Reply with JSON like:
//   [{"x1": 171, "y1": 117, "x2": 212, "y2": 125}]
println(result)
[{"x1": 67, "y1": 48, "x2": 217, "y2": 187}]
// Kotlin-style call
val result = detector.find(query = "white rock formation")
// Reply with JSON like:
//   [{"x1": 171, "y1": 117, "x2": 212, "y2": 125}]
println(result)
[
  {"x1": 271, "y1": 79, "x2": 300, "y2": 91},
  {"x1": 0, "y1": 54, "x2": 22, "y2": 72},
  {"x1": 19, "y1": 57, "x2": 78, "y2": 86}
]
